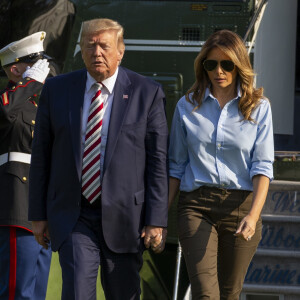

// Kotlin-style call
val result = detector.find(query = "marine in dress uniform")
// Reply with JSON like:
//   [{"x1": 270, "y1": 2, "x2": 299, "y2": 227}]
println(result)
[{"x1": 0, "y1": 32, "x2": 52, "y2": 300}]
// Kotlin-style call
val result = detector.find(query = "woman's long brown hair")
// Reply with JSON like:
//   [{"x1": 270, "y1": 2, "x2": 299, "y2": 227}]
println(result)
[{"x1": 186, "y1": 29, "x2": 265, "y2": 121}]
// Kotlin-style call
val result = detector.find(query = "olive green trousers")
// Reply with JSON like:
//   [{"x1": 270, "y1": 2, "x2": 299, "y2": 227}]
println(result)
[{"x1": 178, "y1": 186, "x2": 262, "y2": 300}]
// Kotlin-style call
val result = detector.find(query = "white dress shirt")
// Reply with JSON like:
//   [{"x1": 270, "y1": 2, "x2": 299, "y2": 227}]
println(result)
[{"x1": 81, "y1": 68, "x2": 119, "y2": 179}]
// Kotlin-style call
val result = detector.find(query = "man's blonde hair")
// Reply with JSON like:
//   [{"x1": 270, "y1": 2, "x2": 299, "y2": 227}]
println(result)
[{"x1": 80, "y1": 18, "x2": 125, "y2": 51}]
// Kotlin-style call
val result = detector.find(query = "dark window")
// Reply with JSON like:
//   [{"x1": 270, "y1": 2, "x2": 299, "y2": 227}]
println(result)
[{"x1": 181, "y1": 27, "x2": 201, "y2": 41}]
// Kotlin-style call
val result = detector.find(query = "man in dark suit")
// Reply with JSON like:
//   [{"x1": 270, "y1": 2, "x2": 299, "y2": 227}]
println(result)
[
  {"x1": 0, "y1": 32, "x2": 52, "y2": 300},
  {"x1": 28, "y1": 18, "x2": 168, "y2": 300}
]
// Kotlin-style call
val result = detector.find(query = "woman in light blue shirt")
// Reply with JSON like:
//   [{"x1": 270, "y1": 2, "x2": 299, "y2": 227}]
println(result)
[{"x1": 168, "y1": 30, "x2": 274, "y2": 299}]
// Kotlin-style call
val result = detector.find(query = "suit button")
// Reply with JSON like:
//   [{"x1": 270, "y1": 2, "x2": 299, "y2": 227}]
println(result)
[{"x1": 23, "y1": 177, "x2": 27, "y2": 181}]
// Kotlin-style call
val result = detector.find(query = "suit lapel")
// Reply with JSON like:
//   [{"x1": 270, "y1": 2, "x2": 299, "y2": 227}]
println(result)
[
  {"x1": 103, "y1": 67, "x2": 132, "y2": 174},
  {"x1": 68, "y1": 69, "x2": 87, "y2": 180}
]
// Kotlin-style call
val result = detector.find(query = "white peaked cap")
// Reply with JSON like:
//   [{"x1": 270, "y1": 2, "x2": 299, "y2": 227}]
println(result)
[{"x1": 0, "y1": 31, "x2": 47, "y2": 66}]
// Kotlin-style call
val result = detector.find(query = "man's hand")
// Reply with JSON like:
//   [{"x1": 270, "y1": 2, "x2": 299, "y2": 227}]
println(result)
[
  {"x1": 150, "y1": 227, "x2": 167, "y2": 254},
  {"x1": 141, "y1": 226, "x2": 167, "y2": 253},
  {"x1": 22, "y1": 59, "x2": 50, "y2": 83},
  {"x1": 32, "y1": 220, "x2": 50, "y2": 249}
]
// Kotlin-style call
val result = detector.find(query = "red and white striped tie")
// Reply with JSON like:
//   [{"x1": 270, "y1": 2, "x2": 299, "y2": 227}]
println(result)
[{"x1": 81, "y1": 83, "x2": 103, "y2": 203}]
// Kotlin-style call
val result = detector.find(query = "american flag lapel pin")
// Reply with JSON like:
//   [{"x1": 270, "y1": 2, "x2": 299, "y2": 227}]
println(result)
[{"x1": 123, "y1": 94, "x2": 128, "y2": 99}]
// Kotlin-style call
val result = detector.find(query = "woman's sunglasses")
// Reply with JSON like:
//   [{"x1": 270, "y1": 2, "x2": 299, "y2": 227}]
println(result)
[{"x1": 203, "y1": 60, "x2": 235, "y2": 72}]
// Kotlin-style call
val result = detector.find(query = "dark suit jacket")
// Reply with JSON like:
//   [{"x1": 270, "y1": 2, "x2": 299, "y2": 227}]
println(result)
[{"x1": 28, "y1": 67, "x2": 168, "y2": 253}]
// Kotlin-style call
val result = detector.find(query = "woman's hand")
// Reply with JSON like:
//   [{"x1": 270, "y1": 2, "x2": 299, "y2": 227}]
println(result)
[
  {"x1": 151, "y1": 227, "x2": 168, "y2": 253},
  {"x1": 234, "y1": 214, "x2": 257, "y2": 241},
  {"x1": 142, "y1": 225, "x2": 168, "y2": 253},
  {"x1": 235, "y1": 175, "x2": 270, "y2": 241}
]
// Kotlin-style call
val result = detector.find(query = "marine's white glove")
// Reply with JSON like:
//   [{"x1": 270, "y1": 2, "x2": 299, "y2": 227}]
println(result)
[{"x1": 22, "y1": 59, "x2": 50, "y2": 83}]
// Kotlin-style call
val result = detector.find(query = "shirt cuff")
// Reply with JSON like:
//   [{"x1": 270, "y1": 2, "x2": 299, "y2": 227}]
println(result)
[
  {"x1": 250, "y1": 161, "x2": 274, "y2": 181},
  {"x1": 169, "y1": 163, "x2": 185, "y2": 180}
]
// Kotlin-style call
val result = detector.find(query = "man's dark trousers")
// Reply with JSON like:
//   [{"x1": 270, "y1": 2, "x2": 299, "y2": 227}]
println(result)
[{"x1": 58, "y1": 201, "x2": 143, "y2": 300}]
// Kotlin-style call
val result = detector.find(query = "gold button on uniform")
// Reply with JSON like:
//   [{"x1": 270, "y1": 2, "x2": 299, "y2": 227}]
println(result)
[
  {"x1": 23, "y1": 177, "x2": 27, "y2": 181},
  {"x1": 31, "y1": 120, "x2": 35, "y2": 125}
]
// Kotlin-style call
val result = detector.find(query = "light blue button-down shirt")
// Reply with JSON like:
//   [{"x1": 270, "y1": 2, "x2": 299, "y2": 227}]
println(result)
[{"x1": 169, "y1": 88, "x2": 274, "y2": 192}]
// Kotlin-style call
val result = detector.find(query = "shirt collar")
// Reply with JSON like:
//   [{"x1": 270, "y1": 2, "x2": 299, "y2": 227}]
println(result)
[
  {"x1": 203, "y1": 87, "x2": 211, "y2": 102},
  {"x1": 237, "y1": 84, "x2": 241, "y2": 98},
  {"x1": 86, "y1": 67, "x2": 119, "y2": 94},
  {"x1": 203, "y1": 81, "x2": 242, "y2": 103}
]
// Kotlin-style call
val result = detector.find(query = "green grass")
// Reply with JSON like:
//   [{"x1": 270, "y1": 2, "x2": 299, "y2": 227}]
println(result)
[{"x1": 46, "y1": 252, "x2": 105, "y2": 300}]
